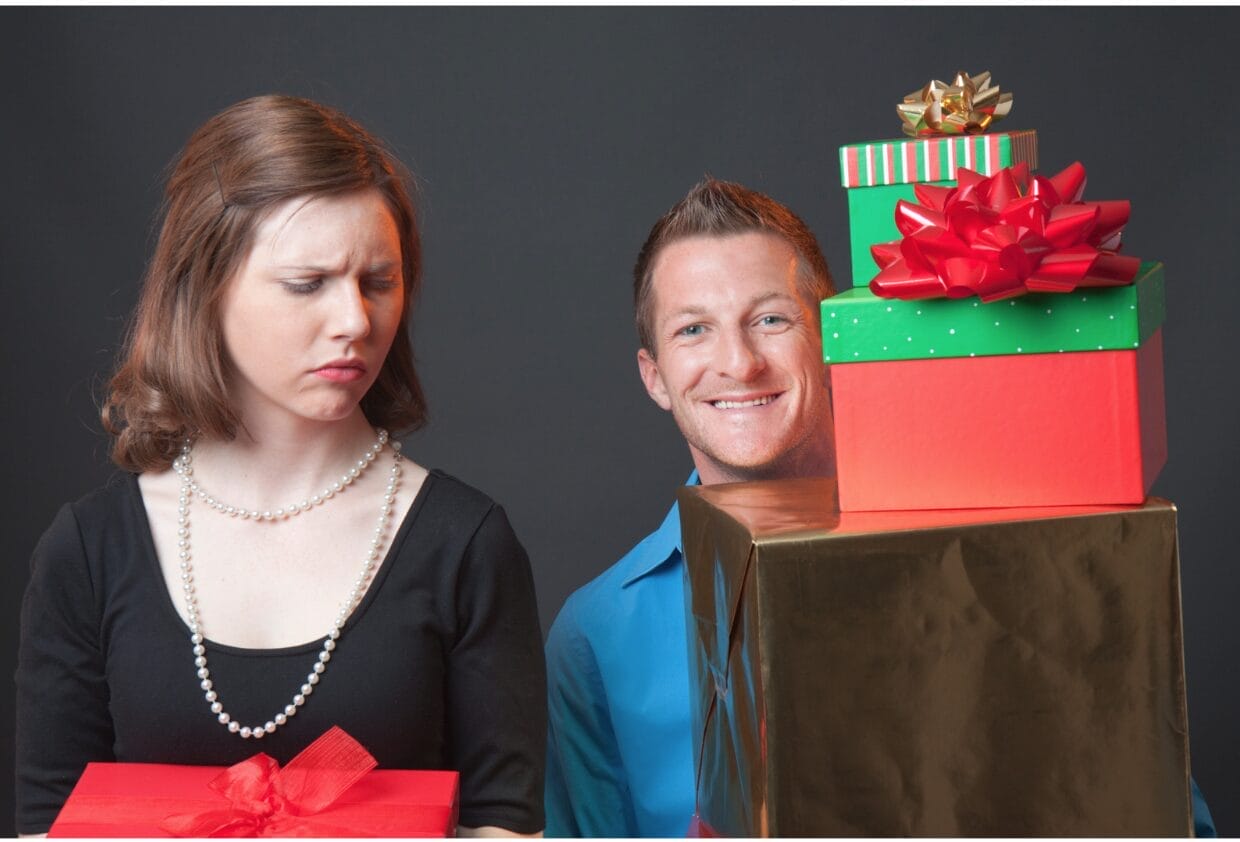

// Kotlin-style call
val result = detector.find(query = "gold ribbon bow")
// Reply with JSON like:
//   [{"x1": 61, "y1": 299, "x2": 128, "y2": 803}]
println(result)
[{"x1": 897, "y1": 70, "x2": 1012, "y2": 137}]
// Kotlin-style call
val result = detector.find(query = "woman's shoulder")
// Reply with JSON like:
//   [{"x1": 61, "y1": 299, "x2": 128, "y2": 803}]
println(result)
[
  {"x1": 62, "y1": 472, "x2": 144, "y2": 532},
  {"x1": 415, "y1": 469, "x2": 522, "y2": 547},
  {"x1": 423, "y1": 468, "x2": 505, "y2": 518},
  {"x1": 29, "y1": 473, "x2": 145, "y2": 582}
]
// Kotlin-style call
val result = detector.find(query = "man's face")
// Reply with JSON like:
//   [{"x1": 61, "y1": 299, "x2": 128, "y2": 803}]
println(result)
[{"x1": 637, "y1": 231, "x2": 833, "y2": 485}]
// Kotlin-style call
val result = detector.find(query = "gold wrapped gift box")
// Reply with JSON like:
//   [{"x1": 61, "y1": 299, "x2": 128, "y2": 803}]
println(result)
[{"x1": 678, "y1": 478, "x2": 1192, "y2": 836}]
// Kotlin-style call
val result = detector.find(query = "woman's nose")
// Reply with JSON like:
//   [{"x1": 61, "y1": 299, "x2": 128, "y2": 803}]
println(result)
[{"x1": 330, "y1": 280, "x2": 372, "y2": 341}]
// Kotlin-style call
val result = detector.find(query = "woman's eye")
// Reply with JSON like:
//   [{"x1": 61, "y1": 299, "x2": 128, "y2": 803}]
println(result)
[
  {"x1": 282, "y1": 280, "x2": 322, "y2": 295},
  {"x1": 365, "y1": 277, "x2": 400, "y2": 293},
  {"x1": 758, "y1": 315, "x2": 787, "y2": 326}
]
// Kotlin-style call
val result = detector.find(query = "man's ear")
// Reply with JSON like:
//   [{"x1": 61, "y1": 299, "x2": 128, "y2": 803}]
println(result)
[{"x1": 637, "y1": 347, "x2": 672, "y2": 411}]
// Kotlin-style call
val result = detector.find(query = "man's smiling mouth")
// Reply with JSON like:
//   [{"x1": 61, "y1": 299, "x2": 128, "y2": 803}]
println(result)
[{"x1": 711, "y1": 394, "x2": 778, "y2": 409}]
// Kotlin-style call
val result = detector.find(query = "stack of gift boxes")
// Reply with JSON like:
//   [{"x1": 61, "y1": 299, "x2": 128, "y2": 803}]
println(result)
[{"x1": 680, "y1": 75, "x2": 1194, "y2": 836}]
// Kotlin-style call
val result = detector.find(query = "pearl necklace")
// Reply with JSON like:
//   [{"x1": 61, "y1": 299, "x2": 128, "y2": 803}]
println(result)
[
  {"x1": 171, "y1": 431, "x2": 402, "y2": 740},
  {"x1": 180, "y1": 429, "x2": 389, "y2": 520}
]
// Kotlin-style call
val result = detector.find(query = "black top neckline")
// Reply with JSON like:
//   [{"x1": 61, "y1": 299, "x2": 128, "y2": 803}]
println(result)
[{"x1": 127, "y1": 468, "x2": 439, "y2": 658}]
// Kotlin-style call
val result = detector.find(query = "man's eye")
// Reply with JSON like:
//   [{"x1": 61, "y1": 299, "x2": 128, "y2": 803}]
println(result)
[
  {"x1": 759, "y1": 315, "x2": 787, "y2": 326},
  {"x1": 678, "y1": 324, "x2": 705, "y2": 337},
  {"x1": 282, "y1": 280, "x2": 322, "y2": 295}
]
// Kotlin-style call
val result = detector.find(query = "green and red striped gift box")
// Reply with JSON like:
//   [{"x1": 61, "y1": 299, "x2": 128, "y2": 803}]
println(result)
[{"x1": 839, "y1": 129, "x2": 1038, "y2": 188}]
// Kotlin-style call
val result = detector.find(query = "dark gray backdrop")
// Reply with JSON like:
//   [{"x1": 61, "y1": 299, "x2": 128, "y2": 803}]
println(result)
[{"x1": 3, "y1": 7, "x2": 1236, "y2": 833}]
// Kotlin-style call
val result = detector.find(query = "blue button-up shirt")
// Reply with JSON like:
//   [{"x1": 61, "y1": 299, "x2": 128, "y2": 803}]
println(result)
[
  {"x1": 543, "y1": 475, "x2": 1217, "y2": 837},
  {"x1": 545, "y1": 486, "x2": 695, "y2": 837}
]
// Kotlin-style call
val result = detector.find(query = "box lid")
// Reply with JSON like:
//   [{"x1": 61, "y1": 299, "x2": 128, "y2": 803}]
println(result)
[
  {"x1": 821, "y1": 261, "x2": 1164, "y2": 363},
  {"x1": 839, "y1": 129, "x2": 1037, "y2": 188}
]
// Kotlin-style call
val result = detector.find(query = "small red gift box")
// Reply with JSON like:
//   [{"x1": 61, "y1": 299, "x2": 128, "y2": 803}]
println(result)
[
  {"x1": 831, "y1": 329, "x2": 1166, "y2": 511},
  {"x1": 48, "y1": 727, "x2": 460, "y2": 837}
]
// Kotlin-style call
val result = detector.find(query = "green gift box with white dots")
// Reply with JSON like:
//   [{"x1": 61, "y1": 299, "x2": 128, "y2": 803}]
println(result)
[{"x1": 820, "y1": 262, "x2": 1164, "y2": 363}]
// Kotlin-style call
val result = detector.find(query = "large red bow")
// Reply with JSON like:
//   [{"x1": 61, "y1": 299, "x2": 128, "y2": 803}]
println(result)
[
  {"x1": 869, "y1": 161, "x2": 1142, "y2": 302},
  {"x1": 159, "y1": 726, "x2": 378, "y2": 837}
]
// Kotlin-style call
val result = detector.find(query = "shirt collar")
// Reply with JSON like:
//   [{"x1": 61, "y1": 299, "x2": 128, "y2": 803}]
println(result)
[{"x1": 621, "y1": 470, "x2": 699, "y2": 587}]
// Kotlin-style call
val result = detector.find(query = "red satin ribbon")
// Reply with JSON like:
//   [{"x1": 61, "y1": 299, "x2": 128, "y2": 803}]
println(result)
[
  {"x1": 869, "y1": 161, "x2": 1142, "y2": 302},
  {"x1": 159, "y1": 726, "x2": 379, "y2": 837}
]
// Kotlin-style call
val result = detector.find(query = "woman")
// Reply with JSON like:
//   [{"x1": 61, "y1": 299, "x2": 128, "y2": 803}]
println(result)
[{"x1": 15, "y1": 95, "x2": 546, "y2": 836}]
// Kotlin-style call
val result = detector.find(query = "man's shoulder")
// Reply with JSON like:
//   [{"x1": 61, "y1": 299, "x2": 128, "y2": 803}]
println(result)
[
  {"x1": 549, "y1": 510, "x2": 681, "y2": 654},
  {"x1": 568, "y1": 519, "x2": 680, "y2": 611}
]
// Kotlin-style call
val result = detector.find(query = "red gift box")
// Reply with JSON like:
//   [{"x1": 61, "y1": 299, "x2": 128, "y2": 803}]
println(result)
[
  {"x1": 831, "y1": 328, "x2": 1166, "y2": 511},
  {"x1": 48, "y1": 727, "x2": 460, "y2": 837}
]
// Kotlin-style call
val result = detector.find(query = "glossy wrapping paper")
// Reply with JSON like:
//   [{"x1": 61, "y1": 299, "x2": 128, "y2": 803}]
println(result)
[{"x1": 678, "y1": 478, "x2": 1192, "y2": 836}]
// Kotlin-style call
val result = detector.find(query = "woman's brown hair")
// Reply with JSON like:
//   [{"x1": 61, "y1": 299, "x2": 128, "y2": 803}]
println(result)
[{"x1": 103, "y1": 94, "x2": 427, "y2": 472}]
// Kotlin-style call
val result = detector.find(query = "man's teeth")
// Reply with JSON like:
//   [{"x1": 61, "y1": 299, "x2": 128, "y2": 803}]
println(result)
[{"x1": 713, "y1": 396, "x2": 773, "y2": 409}]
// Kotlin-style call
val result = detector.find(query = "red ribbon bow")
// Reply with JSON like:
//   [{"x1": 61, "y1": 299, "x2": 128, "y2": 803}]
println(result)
[
  {"x1": 869, "y1": 161, "x2": 1142, "y2": 302},
  {"x1": 159, "y1": 726, "x2": 378, "y2": 837}
]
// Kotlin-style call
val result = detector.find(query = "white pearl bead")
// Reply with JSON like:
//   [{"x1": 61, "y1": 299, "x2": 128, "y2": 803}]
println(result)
[
  {"x1": 194, "y1": 656, "x2": 207, "y2": 668},
  {"x1": 319, "y1": 651, "x2": 331, "y2": 663},
  {"x1": 201, "y1": 679, "x2": 212, "y2": 690},
  {"x1": 228, "y1": 721, "x2": 240, "y2": 733},
  {"x1": 205, "y1": 690, "x2": 217, "y2": 702},
  {"x1": 240, "y1": 727, "x2": 252, "y2": 738},
  {"x1": 264, "y1": 721, "x2": 276, "y2": 733},
  {"x1": 211, "y1": 702, "x2": 223, "y2": 714},
  {"x1": 193, "y1": 645, "x2": 205, "y2": 656},
  {"x1": 301, "y1": 683, "x2": 313, "y2": 695},
  {"x1": 324, "y1": 638, "x2": 336, "y2": 650},
  {"x1": 308, "y1": 672, "x2": 320, "y2": 685},
  {"x1": 218, "y1": 712, "x2": 230, "y2": 724},
  {"x1": 294, "y1": 694, "x2": 305, "y2": 706},
  {"x1": 197, "y1": 667, "x2": 209, "y2": 679},
  {"x1": 285, "y1": 704, "x2": 297, "y2": 717},
  {"x1": 275, "y1": 713, "x2": 287, "y2": 726},
  {"x1": 313, "y1": 662, "x2": 325, "y2": 674}
]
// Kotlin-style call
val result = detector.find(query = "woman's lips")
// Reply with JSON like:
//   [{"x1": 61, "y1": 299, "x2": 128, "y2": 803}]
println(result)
[{"x1": 313, "y1": 363, "x2": 366, "y2": 383}]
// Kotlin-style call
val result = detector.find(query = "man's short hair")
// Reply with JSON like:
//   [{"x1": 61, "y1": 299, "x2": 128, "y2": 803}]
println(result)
[{"x1": 632, "y1": 177, "x2": 835, "y2": 353}]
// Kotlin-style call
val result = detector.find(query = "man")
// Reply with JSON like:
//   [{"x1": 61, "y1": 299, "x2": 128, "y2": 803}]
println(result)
[
  {"x1": 544, "y1": 178, "x2": 836, "y2": 837},
  {"x1": 544, "y1": 179, "x2": 1218, "y2": 838}
]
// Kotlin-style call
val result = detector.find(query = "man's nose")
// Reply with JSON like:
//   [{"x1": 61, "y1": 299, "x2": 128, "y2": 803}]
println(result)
[{"x1": 714, "y1": 328, "x2": 765, "y2": 381}]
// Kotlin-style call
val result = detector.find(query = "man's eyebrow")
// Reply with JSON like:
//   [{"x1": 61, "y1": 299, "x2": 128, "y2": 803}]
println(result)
[
  {"x1": 662, "y1": 305, "x2": 709, "y2": 323},
  {"x1": 748, "y1": 290, "x2": 797, "y2": 306},
  {"x1": 663, "y1": 290, "x2": 796, "y2": 318}
]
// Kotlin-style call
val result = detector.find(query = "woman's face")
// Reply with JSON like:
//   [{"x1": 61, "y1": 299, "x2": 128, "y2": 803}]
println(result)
[{"x1": 219, "y1": 189, "x2": 405, "y2": 430}]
